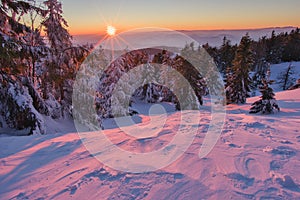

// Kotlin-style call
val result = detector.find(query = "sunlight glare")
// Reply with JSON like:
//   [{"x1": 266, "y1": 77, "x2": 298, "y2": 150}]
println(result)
[{"x1": 107, "y1": 25, "x2": 116, "y2": 36}]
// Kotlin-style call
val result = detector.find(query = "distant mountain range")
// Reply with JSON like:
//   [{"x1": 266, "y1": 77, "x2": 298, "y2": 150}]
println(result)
[{"x1": 73, "y1": 26, "x2": 296, "y2": 48}]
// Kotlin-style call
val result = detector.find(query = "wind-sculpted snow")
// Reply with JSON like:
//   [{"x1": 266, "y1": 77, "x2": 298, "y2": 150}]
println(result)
[{"x1": 1, "y1": 89, "x2": 300, "y2": 199}]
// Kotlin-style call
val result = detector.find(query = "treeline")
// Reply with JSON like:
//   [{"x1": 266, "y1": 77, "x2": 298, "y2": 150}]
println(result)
[
  {"x1": 203, "y1": 28, "x2": 300, "y2": 75},
  {"x1": 202, "y1": 29, "x2": 300, "y2": 104}
]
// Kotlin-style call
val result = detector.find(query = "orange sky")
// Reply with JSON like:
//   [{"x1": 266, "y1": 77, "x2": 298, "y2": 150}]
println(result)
[{"x1": 60, "y1": 0, "x2": 300, "y2": 35}]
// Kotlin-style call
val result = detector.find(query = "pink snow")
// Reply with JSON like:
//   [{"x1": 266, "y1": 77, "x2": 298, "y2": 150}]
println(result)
[{"x1": 0, "y1": 89, "x2": 300, "y2": 199}]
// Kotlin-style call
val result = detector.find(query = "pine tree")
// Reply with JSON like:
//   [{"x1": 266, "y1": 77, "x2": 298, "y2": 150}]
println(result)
[
  {"x1": 96, "y1": 49, "x2": 146, "y2": 118},
  {"x1": 0, "y1": 0, "x2": 32, "y2": 35},
  {"x1": 226, "y1": 34, "x2": 254, "y2": 104},
  {"x1": 252, "y1": 60, "x2": 270, "y2": 95},
  {"x1": 282, "y1": 28, "x2": 300, "y2": 62},
  {"x1": 250, "y1": 79, "x2": 280, "y2": 114},
  {"x1": 219, "y1": 37, "x2": 236, "y2": 75},
  {"x1": 266, "y1": 30, "x2": 284, "y2": 64},
  {"x1": 221, "y1": 40, "x2": 237, "y2": 88},
  {"x1": 252, "y1": 36, "x2": 269, "y2": 90},
  {"x1": 202, "y1": 43, "x2": 219, "y2": 69},
  {"x1": 22, "y1": 2, "x2": 47, "y2": 84},
  {"x1": 0, "y1": 0, "x2": 35, "y2": 75},
  {"x1": 175, "y1": 46, "x2": 208, "y2": 109},
  {"x1": 0, "y1": 0, "x2": 49, "y2": 134},
  {"x1": 42, "y1": 0, "x2": 72, "y2": 51},
  {"x1": 42, "y1": 0, "x2": 72, "y2": 101},
  {"x1": 41, "y1": 0, "x2": 89, "y2": 117}
]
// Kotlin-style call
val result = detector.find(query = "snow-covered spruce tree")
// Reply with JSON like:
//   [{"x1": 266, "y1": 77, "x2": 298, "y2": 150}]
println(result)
[
  {"x1": 42, "y1": 0, "x2": 72, "y2": 101},
  {"x1": 226, "y1": 34, "x2": 254, "y2": 104},
  {"x1": 22, "y1": 1, "x2": 48, "y2": 85},
  {"x1": 132, "y1": 48, "x2": 203, "y2": 110},
  {"x1": 132, "y1": 50, "x2": 174, "y2": 105},
  {"x1": 134, "y1": 61, "x2": 159, "y2": 103},
  {"x1": 219, "y1": 37, "x2": 236, "y2": 75},
  {"x1": 95, "y1": 48, "x2": 207, "y2": 119},
  {"x1": 179, "y1": 48, "x2": 208, "y2": 109},
  {"x1": 96, "y1": 50, "x2": 147, "y2": 118},
  {"x1": 252, "y1": 60, "x2": 269, "y2": 91},
  {"x1": 42, "y1": 0, "x2": 72, "y2": 52},
  {"x1": 277, "y1": 63, "x2": 296, "y2": 90},
  {"x1": 42, "y1": 0, "x2": 87, "y2": 118},
  {"x1": 0, "y1": 73, "x2": 46, "y2": 135},
  {"x1": 249, "y1": 79, "x2": 280, "y2": 114},
  {"x1": 0, "y1": 0, "x2": 34, "y2": 75},
  {"x1": 1, "y1": 0, "x2": 48, "y2": 86},
  {"x1": 251, "y1": 36, "x2": 269, "y2": 91},
  {"x1": 223, "y1": 41, "x2": 237, "y2": 89},
  {"x1": 0, "y1": 0, "x2": 49, "y2": 134}
]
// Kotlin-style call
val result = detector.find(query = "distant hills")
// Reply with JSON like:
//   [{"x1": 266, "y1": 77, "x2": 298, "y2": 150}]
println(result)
[{"x1": 73, "y1": 26, "x2": 296, "y2": 48}]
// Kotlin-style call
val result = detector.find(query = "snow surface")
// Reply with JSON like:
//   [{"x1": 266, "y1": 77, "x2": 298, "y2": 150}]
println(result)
[
  {"x1": 1, "y1": 89, "x2": 300, "y2": 199},
  {"x1": 270, "y1": 62, "x2": 300, "y2": 92},
  {"x1": 249, "y1": 62, "x2": 300, "y2": 97}
]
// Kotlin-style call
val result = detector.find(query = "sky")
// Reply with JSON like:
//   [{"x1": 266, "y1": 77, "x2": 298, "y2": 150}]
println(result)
[{"x1": 61, "y1": 0, "x2": 300, "y2": 35}]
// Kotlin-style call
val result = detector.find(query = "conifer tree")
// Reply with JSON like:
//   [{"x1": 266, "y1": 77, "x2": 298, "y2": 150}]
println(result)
[
  {"x1": 219, "y1": 37, "x2": 236, "y2": 74},
  {"x1": 40, "y1": 0, "x2": 88, "y2": 118},
  {"x1": 252, "y1": 36, "x2": 269, "y2": 90},
  {"x1": 0, "y1": 0, "x2": 49, "y2": 134},
  {"x1": 250, "y1": 79, "x2": 280, "y2": 114},
  {"x1": 0, "y1": 0, "x2": 35, "y2": 74},
  {"x1": 266, "y1": 30, "x2": 284, "y2": 64},
  {"x1": 22, "y1": 2, "x2": 47, "y2": 84},
  {"x1": 42, "y1": 0, "x2": 72, "y2": 101},
  {"x1": 226, "y1": 34, "x2": 254, "y2": 104},
  {"x1": 42, "y1": 0, "x2": 72, "y2": 51},
  {"x1": 221, "y1": 39, "x2": 237, "y2": 88},
  {"x1": 282, "y1": 28, "x2": 300, "y2": 62}
]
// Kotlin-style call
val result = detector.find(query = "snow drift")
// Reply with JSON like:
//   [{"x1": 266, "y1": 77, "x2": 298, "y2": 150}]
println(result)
[{"x1": 0, "y1": 89, "x2": 300, "y2": 199}]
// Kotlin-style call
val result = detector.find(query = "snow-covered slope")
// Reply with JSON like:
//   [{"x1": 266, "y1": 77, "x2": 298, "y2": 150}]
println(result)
[
  {"x1": 270, "y1": 62, "x2": 300, "y2": 92},
  {"x1": 1, "y1": 89, "x2": 300, "y2": 199}
]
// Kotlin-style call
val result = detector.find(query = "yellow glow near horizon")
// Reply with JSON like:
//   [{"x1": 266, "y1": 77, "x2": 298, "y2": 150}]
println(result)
[
  {"x1": 106, "y1": 25, "x2": 116, "y2": 36},
  {"x1": 62, "y1": 0, "x2": 300, "y2": 35}
]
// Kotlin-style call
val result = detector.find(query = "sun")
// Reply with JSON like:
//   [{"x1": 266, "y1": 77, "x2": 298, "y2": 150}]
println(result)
[{"x1": 106, "y1": 25, "x2": 116, "y2": 36}]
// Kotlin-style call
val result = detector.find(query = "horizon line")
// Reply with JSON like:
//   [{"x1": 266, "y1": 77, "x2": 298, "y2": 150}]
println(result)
[{"x1": 72, "y1": 26, "x2": 298, "y2": 36}]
